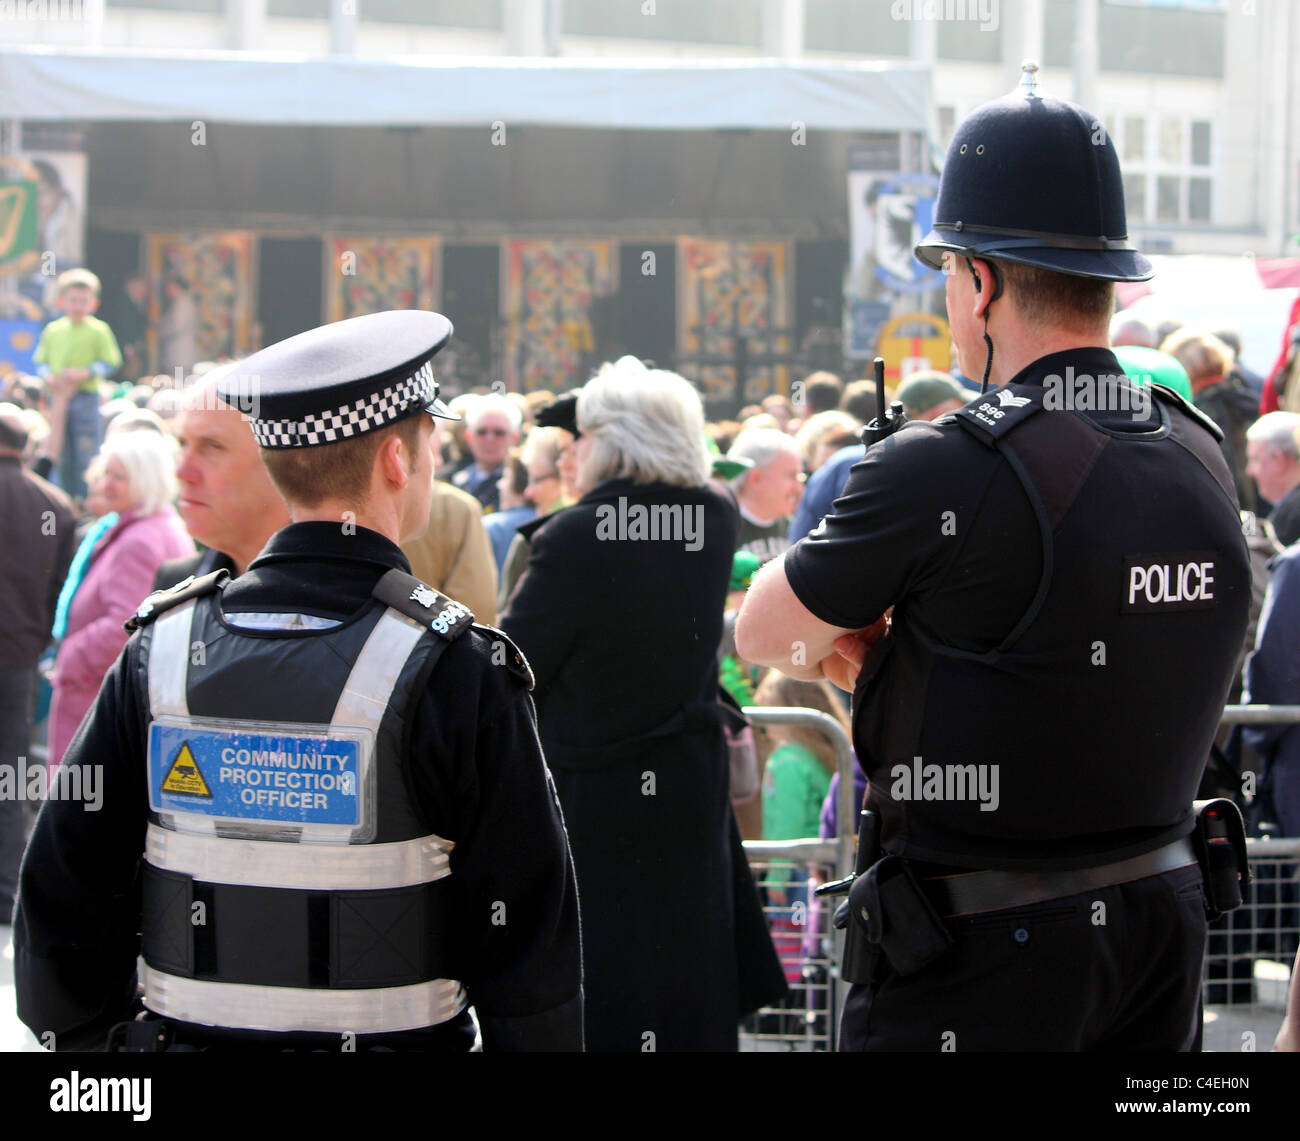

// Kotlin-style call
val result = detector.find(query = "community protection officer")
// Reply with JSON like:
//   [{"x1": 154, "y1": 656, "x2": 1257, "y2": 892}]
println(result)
[
  {"x1": 15, "y1": 310, "x2": 583, "y2": 1051},
  {"x1": 737, "y1": 67, "x2": 1251, "y2": 1051}
]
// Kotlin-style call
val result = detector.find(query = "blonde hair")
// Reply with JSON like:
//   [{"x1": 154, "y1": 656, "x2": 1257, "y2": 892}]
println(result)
[
  {"x1": 57, "y1": 268, "x2": 101, "y2": 297},
  {"x1": 752, "y1": 672, "x2": 850, "y2": 774}
]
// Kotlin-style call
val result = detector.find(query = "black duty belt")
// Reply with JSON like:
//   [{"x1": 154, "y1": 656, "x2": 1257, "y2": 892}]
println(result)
[{"x1": 921, "y1": 837, "x2": 1198, "y2": 919}]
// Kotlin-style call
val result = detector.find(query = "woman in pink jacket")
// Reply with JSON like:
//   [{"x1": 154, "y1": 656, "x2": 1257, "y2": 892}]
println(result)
[{"x1": 49, "y1": 428, "x2": 193, "y2": 768}]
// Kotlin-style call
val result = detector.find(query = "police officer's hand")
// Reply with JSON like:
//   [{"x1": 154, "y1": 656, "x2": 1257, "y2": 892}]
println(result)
[{"x1": 819, "y1": 614, "x2": 889, "y2": 693}]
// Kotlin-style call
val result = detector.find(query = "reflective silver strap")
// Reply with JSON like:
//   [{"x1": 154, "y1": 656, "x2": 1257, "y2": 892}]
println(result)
[
  {"x1": 146, "y1": 823, "x2": 453, "y2": 889},
  {"x1": 332, "y1": 607, "x2": 426, "y2": 732},
  {"x1": 141, "y1": 966, "x2": 467, "y2": 1035},
  {"x1": 147, "y1": 603, "x2": 196, "y2": 719}
]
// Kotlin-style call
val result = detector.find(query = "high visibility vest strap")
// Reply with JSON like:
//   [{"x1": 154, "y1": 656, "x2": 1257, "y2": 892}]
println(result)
[{"x1": 140, "y1": 967, "x2": 467, "y2": 1036}]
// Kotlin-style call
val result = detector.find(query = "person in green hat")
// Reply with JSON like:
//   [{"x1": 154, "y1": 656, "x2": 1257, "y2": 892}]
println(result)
[{"x1": 1112, "y1": 344, "x2": 1194, "y2": 402}]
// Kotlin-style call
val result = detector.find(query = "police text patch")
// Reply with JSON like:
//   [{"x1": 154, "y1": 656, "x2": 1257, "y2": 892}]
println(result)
[{"x1": 1122, "y1": 553, "x2": 1219, "y2": 612}]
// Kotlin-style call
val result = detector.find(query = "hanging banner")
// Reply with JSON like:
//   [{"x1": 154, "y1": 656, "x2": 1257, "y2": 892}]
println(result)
[
  {"x1": 145, "y1": 232, "x2": 255, "y2": 378},
  {"x1": 502, "y1": 239, "x2": 614, "y2": 393},
  {"x1": 324, "y1": 236, "x2": 440, "y2": 324},
  {"x1": 846, "y1": 141, "x2": 946, "y2": 361},
  {"x1": 676, "y1": 238, "x2": 791, "y2": 408}
]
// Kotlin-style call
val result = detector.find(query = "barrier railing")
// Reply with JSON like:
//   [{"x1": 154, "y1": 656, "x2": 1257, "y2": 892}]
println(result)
[{"x1": 737, "y1": 704, "x2": 1300, "y2": 1052}]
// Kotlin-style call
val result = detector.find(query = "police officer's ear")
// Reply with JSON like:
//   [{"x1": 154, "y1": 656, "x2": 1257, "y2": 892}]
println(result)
[
  {"x1": 377, "y1": 425, "x2": 424, "y2": 492},
  {"x1": 966, "y1": 257, "x2": 1000, "y2": 321}
]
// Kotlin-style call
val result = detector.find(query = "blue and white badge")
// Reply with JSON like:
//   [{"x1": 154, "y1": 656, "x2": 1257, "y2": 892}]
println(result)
[{"x1": 147, "y1": 715, "x2": 376, "y2": 842}]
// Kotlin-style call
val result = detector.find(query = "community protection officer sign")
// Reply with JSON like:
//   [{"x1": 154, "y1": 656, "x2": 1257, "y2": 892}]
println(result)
[{"x1": 147, "y1": 715, "x2": 369, "y2": 832}]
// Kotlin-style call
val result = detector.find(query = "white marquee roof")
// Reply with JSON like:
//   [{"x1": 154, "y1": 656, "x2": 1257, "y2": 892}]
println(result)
[{"x1": 0, "y1": 47, "x2": 929, "y2": 132}]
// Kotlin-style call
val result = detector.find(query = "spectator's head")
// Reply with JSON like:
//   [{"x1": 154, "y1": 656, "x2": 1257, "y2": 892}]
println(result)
[
  {"x1": 174, "y1": 365, "x2": 291, "y2": 574},
  {"x1": 520, "y1": 425, "x2": 570, "y2": 514},
  {"x1": 164, "y1": 273, "x2": 189, "y2": 301},
  {"x1": 125, "y1": 274, "x2": 148, "y2": 304},
  {"x1": 1245, "y1": 412, "x2": 1300, "y2": 508},
  {"x1": 56, "y1": 268, "x2": 101, "y2": 323},
  {"x1": 574, "y1": 356, "x2": 711, "y2": 494},
  {"x1": 464, "y1": 393, "x2": 522, "y2": 471},
  {"x1": 146, "y1": 387, "x2": 184, "y2": 422},
  {"x1": 1213, "y1": 328, "x2": 1243, "y2": 360},
  {"x1": 0, "y1": 402, "x2": 30, "y2": 457},
  {"x1": 896, "y1": 370, "x2": 976, "y2": 421},
  {"x1": 1160, "y1": 328, "x2": 1233, "y2": 392},
  {"x1": 840, "y1": 379, "x2": 880, "y2": 427},
  {"x1": 1153, "y1": 316, "x2": 1186, "y2": 347},
  {"x1": 82, "y1": 454, "x2": 110, "y2": 519},
  {"x1": 727, "y1": 428, "x2": 805, "y2": 522},
  {"x1": 799, "y1": 371, "x2": 844, "y2": 416},
  {"x1": 761, "y1": 394, "x2": 796, "y2": 431},
  {"x1": 96, "y1": 426, "x2": 180, "y2": 518},
  {"x1": 498, "y1": 451, "x2": 530, "y2": 512},
  {"x1": 752, "y1": 671, "x2": 850, "y2": 773},
  {"x1": 795, "y1": 410, "x2": 861, "y2": 473},
  {"x1": 1109, "y1": 310, "x2": 1157, "y2": 349},
  {"x1": 105, "y1": 407, "x2": 167, "y2": 438}
]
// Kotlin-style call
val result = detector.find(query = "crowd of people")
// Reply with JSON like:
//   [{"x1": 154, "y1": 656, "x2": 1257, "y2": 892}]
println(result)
[{"x1": 4, "y1": 256, "x2": 1300, "y2": 1048}]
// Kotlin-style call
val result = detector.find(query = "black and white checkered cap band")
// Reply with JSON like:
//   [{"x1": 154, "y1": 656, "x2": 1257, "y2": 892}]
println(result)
[{"x1": 252, "y1": 361, "x2": 436, "y2": 448}]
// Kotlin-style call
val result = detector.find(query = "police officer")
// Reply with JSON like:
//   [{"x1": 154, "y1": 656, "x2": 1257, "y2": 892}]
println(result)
[
  {"x1": 736, "y1": 66, "x2": 1251, "y2": 1051},
  {"x1": 15, "y1": 310, "x2": 583, "y2": 1051}
]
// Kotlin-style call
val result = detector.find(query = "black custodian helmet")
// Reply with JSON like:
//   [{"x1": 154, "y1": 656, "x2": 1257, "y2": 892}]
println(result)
[{"x1": 915, "y1": 63, "x2": 1153, "y2": 284}]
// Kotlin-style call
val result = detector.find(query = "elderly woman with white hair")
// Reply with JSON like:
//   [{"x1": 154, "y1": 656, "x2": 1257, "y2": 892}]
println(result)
[
  {"x1": 48, "y1": 429, "x2": 193, "y2": 768},
  {"x1": 501, "y1": 357, "x2": 785, "y2": 1052}
]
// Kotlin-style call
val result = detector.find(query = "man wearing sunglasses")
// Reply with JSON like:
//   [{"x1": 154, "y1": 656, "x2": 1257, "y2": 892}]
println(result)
[{"x1": 452, "y1": 393, "x2": 521, "y2": 515}]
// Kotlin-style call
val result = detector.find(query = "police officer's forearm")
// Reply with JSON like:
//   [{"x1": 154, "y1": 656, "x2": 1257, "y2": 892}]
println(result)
[{"x1": 735, "y1": 553, "x2": 852, "y2": 675}]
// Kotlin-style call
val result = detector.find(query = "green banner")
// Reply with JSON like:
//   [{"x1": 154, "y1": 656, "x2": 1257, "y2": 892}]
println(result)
[{"x1": 0, "y1": 180, "x2": 39, "y2": 269}]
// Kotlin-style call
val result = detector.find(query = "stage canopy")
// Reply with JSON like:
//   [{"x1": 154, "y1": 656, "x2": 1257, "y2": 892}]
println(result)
[{"x1": 0, "y1": 47, "x2": 929, "y2": 133}]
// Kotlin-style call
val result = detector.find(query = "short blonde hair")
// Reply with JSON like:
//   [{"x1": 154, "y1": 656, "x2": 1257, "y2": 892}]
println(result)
[
  {"x1": 1160, "y1": 327, "x2": 1233, "y2": 384},
  {"x1": 57, "y1": 268, "x2": 101, "y2": 297},
  {"x1": 98, "y1": 427, "x2": 179, "y2": 516},
  {"x1": 577, "y1": 357, "x2": 710, "y2": 488}
]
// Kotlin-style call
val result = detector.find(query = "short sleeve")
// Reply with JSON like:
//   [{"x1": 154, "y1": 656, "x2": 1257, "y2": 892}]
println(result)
[{"x1": 784, "y1": 425, "x2": 968, "y2": 630}]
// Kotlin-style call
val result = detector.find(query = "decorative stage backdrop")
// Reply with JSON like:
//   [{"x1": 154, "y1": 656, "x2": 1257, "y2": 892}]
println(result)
[
  {"x1": 676, "y1": 238, "x2": 791, "y2": 407},
  {"x1": 145, "y1": 232, "x2": 255, "y2": 376},
  {"x1": 503, "y1": 239, "x2": 614, "y2": 393},
  {"x1": 325, "y1": 237, "x2": 440, "y2": 323}
]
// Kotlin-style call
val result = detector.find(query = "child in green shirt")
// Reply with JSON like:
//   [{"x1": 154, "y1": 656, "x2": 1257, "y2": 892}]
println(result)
[{"x1": 34, "y1": 268, "x2": 122, "y2": 499}]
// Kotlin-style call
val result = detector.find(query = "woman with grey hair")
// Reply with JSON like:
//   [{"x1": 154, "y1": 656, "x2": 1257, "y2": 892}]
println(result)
[
  {"x1": 48, "y1": 430, "x2": 193, "y2": 768},
  {"x1": 502, "y1": 357, "x2": 785, "y2": 1051}
]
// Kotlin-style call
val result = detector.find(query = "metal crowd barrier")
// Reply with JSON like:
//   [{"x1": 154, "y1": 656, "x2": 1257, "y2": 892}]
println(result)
[
  {"x1": 739, "y1": 707, "x2": 854, "y2": 1051},
  {"x1": 737, "y1": 704, "x2": 1300, "y2": 1052}
]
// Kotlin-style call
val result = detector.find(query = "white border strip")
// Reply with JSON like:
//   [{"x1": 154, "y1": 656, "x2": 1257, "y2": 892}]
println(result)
[
  {"x1": 146, "y1": 824, "x2": 452, "y2": 890},
  {"x1": 142, "y1": 966, "x2": 467, "y2": 1035}
]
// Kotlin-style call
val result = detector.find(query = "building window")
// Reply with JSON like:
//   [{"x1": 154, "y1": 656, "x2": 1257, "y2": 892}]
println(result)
[
  {"x1": 561, "y1": 0, "x2": 761, "y2": 46},
  {"x1": 1110, "y1": 113, "x2": 1214, "y2": 226},
  {"x1": 935, "y1": 106, "x2": 957, "y2": 152}
]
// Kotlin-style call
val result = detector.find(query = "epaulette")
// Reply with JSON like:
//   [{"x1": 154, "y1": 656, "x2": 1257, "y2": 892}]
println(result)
[
  {"x1": 373, "y1": 568, "x2": 475, "y2": 641},
  {"x1": 952, "y1": 385, "x2": 1043, "y2": 448},
  {"x1": 1148, "y1": 382, "x2": 1224, "y2": 442},
  {"x1": 125, "y1": 569, "x2": 230, "y2": 632},
  {"x1": 472, "y1": 623, "x2": 536, "y2": 690}
]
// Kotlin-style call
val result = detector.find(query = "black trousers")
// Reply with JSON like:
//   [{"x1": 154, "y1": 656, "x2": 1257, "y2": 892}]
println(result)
[{"x1": 839, "y1": 863, "x2": 1207, "y2": 1051}]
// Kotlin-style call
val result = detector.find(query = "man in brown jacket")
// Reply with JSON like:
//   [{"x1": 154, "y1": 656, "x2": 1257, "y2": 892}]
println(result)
[
  {"x1": 0, "y1": 404, "x2": 76, "y2": 924},
  {"x1": 403, "y1": 477, "x2": 500, "y2": 626}
]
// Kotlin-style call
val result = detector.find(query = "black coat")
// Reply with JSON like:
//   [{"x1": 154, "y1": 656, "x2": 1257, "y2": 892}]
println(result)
[{"x1": 502, "y1": 478, "x2": 786, "y2": 1051}]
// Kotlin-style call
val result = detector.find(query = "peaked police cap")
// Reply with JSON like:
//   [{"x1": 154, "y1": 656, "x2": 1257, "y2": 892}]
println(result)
[
  {"x1": 915, "y1": 67, "x2": 1152, "y2": 284},
  {"x1": 217, "y1": 310, "x2": 458, "y2": 449}
]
